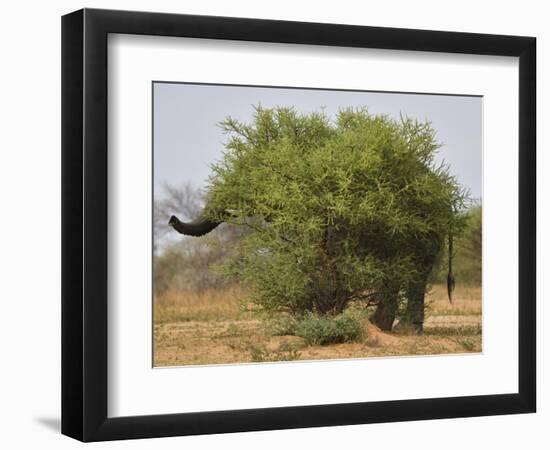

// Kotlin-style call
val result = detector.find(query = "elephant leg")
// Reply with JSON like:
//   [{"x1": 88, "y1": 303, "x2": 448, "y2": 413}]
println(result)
[
  {"x1": 400, "y1": 248, "x2": 438, "y2": 333},
  {"x1": 373, "y1": 291, "x2": 398, "y2": 332},
  {"x1": 402, "y1": 279, "x2": 426, "y2": 333}
]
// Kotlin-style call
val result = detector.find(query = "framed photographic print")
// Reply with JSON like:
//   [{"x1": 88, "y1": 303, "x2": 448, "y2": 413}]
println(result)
[{"x1": 61, "y1": 8, "x2": 536, "y2": 442}]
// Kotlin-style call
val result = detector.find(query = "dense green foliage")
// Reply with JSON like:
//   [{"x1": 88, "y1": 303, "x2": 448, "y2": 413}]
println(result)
[{"x1": 207, "y1": 107, "x2": 468, "y2": 316}]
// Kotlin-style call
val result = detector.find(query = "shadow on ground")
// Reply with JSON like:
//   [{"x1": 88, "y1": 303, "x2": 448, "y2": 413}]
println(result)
[{"x1": 35, "y1": 417, "x2": 60, "y2": 433}]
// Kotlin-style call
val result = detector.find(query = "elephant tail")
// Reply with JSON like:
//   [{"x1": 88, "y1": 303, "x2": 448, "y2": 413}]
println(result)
[{"x1": 447, "y1": 234, "x2": 455, "y2": 304}]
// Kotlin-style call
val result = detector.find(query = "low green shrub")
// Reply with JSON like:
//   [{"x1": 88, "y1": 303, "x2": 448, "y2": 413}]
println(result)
[
  {"x1": 293, "y1": 311, "x2": 363, "y2": 346},
  {"x1": 268, "y1": 315, "x2": 299, "y2": 336}
]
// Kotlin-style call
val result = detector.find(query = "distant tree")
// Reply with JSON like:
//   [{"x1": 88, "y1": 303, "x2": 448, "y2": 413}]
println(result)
[
  {"x1": 154, "y1": 183, "x2": 203, "y2": 254},
  {"x1": 154, "y1": 183, "x2": 248, "y2": 294},
  {"x1": 431, "y1": 204, "x2": 482, "y2": 285},
  {"x1": 154, "y1": 237, "x2": 231, "y2": 294},
  {"x1": 461, "y1": 205, "x2": 482, "y2": 283}
]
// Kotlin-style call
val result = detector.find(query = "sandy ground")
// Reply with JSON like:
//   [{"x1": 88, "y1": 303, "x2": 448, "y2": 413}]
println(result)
[{"x1": 153, "y1": 285, "x2": 482, "y2": 367}]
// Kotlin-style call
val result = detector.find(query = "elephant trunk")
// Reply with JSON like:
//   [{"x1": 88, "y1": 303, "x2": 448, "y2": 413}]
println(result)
[{"x1": 168, "y1": 212, "x2": 222, "y2": 237}]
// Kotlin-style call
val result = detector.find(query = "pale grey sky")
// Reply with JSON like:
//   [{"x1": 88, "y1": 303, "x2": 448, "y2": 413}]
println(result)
[{"x1": 153, "y1": 82, "x2": 482, "y2": 201}]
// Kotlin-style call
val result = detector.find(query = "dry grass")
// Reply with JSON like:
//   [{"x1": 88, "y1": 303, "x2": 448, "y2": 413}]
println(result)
[
  {"x1": 154, "y1": 286, "x2": 246, "y2": 324},
  {"x1": 426, "y1": 284, "x2": 482, "y2": 316},
  {"x1": 153, "y1": 283, "x2": 482, "y2": 367}
]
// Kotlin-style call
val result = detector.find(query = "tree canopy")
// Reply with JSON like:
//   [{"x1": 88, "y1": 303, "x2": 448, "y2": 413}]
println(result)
[{"x1": 206, "y1": 106, "x2": 468, "y2": 316}]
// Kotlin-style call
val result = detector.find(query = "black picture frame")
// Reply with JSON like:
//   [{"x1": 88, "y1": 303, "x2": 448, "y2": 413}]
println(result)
[{"x1": 61, "y1": 8, "x2": 536, "y2": 442}]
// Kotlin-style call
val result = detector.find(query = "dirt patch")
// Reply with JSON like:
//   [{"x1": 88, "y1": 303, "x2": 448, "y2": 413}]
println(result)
[
  {"x1": 154, "y1": 316, "x2": 482, "y2": 366},
  {"x1": 153, "y1": 284, "x2": 482, "y2": 367},
  {"x1": 361, "y1": 320, "x2": 401, "y2": 346}
]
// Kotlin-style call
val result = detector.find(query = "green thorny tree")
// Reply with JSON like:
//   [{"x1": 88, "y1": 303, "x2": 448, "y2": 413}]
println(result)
[{"x1": 191, "y1": 107, "x2": 468, "y2": 331}]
